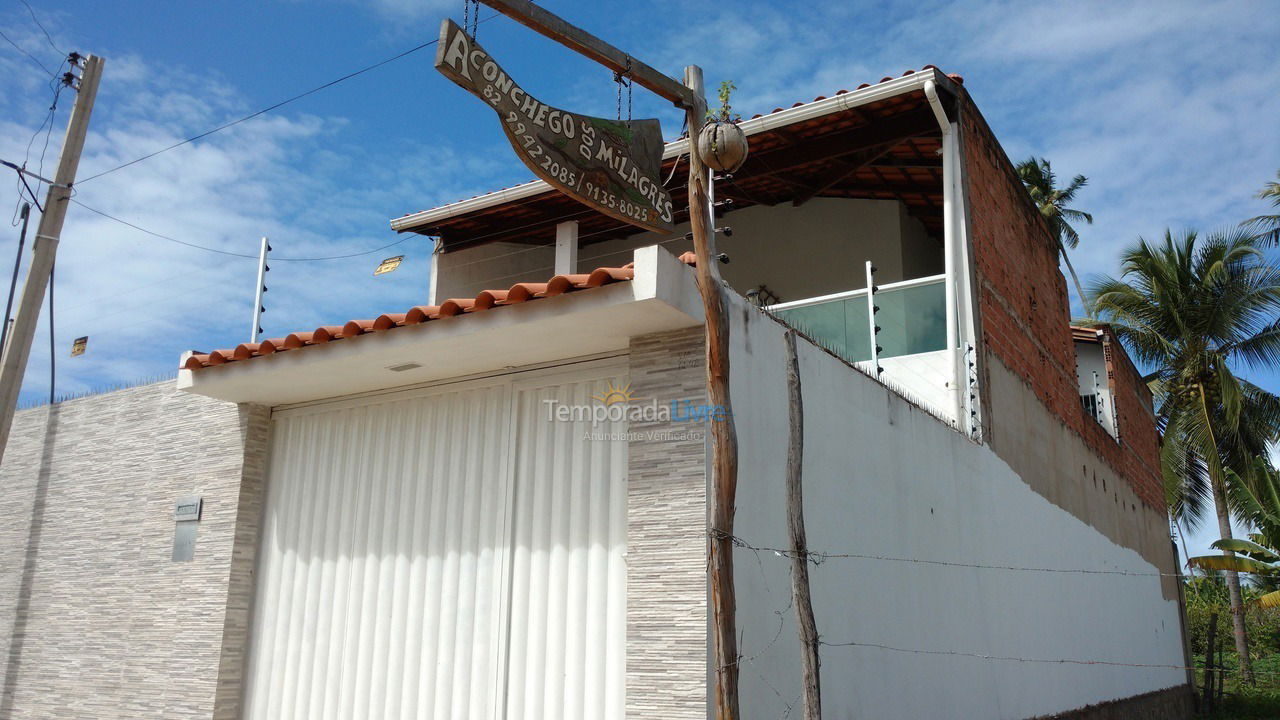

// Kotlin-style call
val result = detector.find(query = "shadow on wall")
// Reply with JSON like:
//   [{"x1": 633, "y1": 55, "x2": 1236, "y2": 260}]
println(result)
[{"x1": 1, "y1": 403, "x2": 60, "y2": 716}]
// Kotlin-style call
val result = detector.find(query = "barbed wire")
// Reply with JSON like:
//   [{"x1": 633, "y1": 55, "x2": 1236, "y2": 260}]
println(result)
[
  {"x1": 714, "y1": 530, "x2": 1190, "y2": 579},
  {"x1": 818, "y1": 638, "x2": 1278, "y2": 676}
]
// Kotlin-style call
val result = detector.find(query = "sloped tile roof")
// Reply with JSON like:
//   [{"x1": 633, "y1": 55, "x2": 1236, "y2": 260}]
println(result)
[
  {"x1": 393, "y1": 67, "x2": 965, "y2": 222},
  {"x1": 747, "y1": 66, "x2": 963, "y2": 119},
  {"x1": 182, "y1": 256, "x2": 696, "y2": 371}
]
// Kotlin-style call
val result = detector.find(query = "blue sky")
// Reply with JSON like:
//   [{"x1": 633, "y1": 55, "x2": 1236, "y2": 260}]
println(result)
[{"x1": 1, "y1": 1, "x2": 1278, "y2": 548}]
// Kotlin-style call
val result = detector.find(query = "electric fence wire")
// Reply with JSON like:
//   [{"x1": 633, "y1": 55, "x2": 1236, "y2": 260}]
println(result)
[{"x1": 76, "y1": 12, "x2": 500, "y2": 186}]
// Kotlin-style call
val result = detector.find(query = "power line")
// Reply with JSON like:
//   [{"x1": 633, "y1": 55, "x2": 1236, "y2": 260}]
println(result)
[
  {"x1": 18, "y1": 0, "x2": 63, "y2": 57},
  {"x1": 0, "y1": 26, "x2": 52, "y2": 76},
  {"x1": 70, "y1": 199, "x2": 416, "y2": 261},
  {"x1": 77, "y1": 12, "x2": 499, "y2": 185}
]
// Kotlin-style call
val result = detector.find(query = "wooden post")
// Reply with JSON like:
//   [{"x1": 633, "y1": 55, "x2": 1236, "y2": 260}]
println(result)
[
  {"x1": 477, "y1": 0, "x2": 695, "y2": 108},
  {"x1": 1203, "y1": 612, "x2": 1217, "y2": 709},
  {"x1": 462, "y1": 5, "x2": 737, "y2": 715},
  {"x1": 784, "y1": 330, "x2": 821, "y2": 719},
  {"x1": 1217, "y1": 632, "x2": 1225, "y2": 701},
  {"x1": 685, "y1": 64, "x2": 741, "y2": 720}
]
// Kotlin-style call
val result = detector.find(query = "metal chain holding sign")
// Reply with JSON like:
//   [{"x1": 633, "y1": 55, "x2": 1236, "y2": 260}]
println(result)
[
  {"x1": 614, "y1": 58, "x2": 633, "y2": 122},
  {"x1": 463, "y1": 0, "x2": 480, "y2": 38}
]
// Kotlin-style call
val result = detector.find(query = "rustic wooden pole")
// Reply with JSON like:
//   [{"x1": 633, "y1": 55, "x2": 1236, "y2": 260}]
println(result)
[
  {"x1": 1203, "y1": 612, "x2": 1217, "y2": 709},
  {"x1": 784, "y1": 330, "x2": 822, "y2": 719},
  {"x1": 684, "y1": 64, "x2": 741, "y2": 720},
  {"x1": 478, "y1": 0, "x2": 695, "y2": 109},
  {"x1": 454, "y1": 4, "x2": 736, "y2": 712},
  {"x1": 1217, "y1": 632, "x2": 1225, "y2": 701}
]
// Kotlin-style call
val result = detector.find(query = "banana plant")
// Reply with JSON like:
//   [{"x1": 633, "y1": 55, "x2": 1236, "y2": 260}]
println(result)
[
  {"x1": 1189, "y1": 537, "x2": 1280, "y2": 609},
  {"x1": 1189, "y1": 461, "x2": 1280, "y2": 608}
]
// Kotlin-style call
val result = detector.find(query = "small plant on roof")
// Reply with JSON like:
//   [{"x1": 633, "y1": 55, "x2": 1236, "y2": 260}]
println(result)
[{"x1": 697, "y1": 80, "x2": 749, "y2": 173}]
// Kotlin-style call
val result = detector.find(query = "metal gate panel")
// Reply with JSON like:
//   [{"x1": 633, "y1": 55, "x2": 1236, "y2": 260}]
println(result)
[
  {"x1": 244, "y1": 382, "x2": 513, "y2": 720},
  {"x1": 243, "y1": 363, "x2": 628, "y2": 720},
  {"x1": 501, "y1": 374, "x2": 628, "y2": 720}
]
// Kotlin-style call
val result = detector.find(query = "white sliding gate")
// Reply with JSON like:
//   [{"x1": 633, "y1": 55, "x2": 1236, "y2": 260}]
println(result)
[{"x1": 242, "y1": 363, "x2": 628, "y2": 720}]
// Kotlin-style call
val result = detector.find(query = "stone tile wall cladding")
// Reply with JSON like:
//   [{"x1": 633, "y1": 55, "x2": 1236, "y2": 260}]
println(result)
[
  {"x1": 626, "y1": 327, "x2": 709, "y2": 719},
  {"x1": 960, "y1": 99, "x2": 1164, "y2": 510},
  {"x1": 0, "y1": 381, "x2": 267, "y2": 720}
]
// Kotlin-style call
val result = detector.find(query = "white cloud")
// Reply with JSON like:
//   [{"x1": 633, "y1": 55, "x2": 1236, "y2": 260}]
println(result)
[{"x1": 0, "y1": 41, "x2": 486, "y2": 405}]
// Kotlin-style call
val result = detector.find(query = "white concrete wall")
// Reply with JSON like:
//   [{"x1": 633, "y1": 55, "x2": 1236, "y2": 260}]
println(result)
[
  {"x1": 433, "y1": 241, "x2": 557, "y2": 302},
  {"x1": 1075, "y1": 340, "x2": 1118, "y2": 437},
  {"x1": 1076, "y1": 341, "x2": 1108, "y2": 396},
  {"x1": 433, "y1": 199, "x2": 941, "y2": 306},
  {"x1": 870, "y1": 349, "x2": 952, "y2": 420},
  {"x1": 727, "y1": 297, "x2": 1185, "y2": 719}
]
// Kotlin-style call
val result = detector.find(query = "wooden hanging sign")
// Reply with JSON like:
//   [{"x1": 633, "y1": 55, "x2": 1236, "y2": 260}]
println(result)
[{"x1": 435, "y1": 18, "x2": 675, "y2": 234}]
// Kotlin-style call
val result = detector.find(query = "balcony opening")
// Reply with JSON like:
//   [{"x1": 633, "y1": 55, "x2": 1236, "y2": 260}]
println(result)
[{"x1": 1074, "y1": 328, "x2": 1119, "y2": 440}]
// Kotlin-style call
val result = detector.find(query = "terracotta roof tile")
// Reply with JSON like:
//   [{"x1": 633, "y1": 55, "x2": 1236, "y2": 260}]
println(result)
[{"x1": 183, "y1": 258, "x2": 678, "y2": 371}]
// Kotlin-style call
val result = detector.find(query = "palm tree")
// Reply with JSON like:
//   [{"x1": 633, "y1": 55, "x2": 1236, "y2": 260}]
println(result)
[
  {"x1": 1017, "y1": 157, "x2": 1094, "y2": 316},
  {"x1": 1242, "y1": 171, "x2": 1280, "y2": 247},
  {"x1": 1086, "y1": 228, "x2": 1280, "y2": 684}
]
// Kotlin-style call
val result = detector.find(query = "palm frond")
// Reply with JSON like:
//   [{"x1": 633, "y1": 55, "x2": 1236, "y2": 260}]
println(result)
[
  {"x1": 1211, "y1": 537, "x2": 1280, "y2": 563},
  {"x1": 1189, "y1": 554, "x2": 1277, "y2": 574}
]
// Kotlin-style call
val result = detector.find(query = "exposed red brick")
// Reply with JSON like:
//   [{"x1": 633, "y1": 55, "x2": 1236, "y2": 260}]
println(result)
[{"x1": 961, "y1": 99, "x2": 1163, "y2": 509}]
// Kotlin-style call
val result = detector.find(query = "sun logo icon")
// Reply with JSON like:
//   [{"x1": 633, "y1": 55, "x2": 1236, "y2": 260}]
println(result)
[{"x1": 593, "y1": 381, "x2": 637, "y2": 406}]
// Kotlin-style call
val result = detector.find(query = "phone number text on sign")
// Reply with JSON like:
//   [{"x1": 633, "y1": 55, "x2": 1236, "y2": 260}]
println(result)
[{"x1": 436, "y1": 19, "x2": 674, "y2": 234}]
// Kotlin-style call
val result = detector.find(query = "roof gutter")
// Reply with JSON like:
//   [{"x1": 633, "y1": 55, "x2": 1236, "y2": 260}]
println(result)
[{"x1": 390, "y1": 68, "x2": 958, "y2": 233}]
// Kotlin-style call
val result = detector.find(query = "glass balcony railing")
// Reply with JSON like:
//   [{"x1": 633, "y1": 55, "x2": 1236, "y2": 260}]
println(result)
[{"x1": 769, "y1": 275, "x2": 948, "y2": 363}]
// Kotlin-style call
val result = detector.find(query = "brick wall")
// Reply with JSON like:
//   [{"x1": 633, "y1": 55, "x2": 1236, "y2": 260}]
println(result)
[
  {"x1": 0, "y1": 381, "x2": 267, "y2": 719},
  {"x1": 960, "y1": 99, "x2": 1164, "y2": 510}
]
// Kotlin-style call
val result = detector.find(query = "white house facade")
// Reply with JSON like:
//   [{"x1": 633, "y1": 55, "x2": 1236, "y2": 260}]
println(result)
[{"x1": 0, "y1": 66, "x2": 1193, "y2": 719}]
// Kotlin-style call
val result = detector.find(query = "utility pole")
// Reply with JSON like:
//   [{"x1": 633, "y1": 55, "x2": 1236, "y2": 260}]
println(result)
[
  {"x1": 250, "y1": 236, "x2": 270, "y2": 342},
  {"x1": 471, "y1": 4, "x2": 741, "y2": 715},
  {"x1": 0, "y1": 53, "x2": 103, "y2": 466}
]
